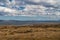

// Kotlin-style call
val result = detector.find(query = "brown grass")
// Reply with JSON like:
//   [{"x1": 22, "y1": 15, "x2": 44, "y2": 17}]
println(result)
[{"x1": 0, "y1": 24, "x2": 60, "y2": 40}]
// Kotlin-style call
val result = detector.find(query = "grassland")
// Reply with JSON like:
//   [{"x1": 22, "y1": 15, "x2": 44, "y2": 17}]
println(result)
[{"x1": 0, "y1": 23, "x2": 60, "y2": 40}]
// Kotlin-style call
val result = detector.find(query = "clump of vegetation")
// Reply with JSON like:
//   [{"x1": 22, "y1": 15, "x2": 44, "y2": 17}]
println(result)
[{"x1": 0, "y1": 23, "x2": 60, "y2": 40}]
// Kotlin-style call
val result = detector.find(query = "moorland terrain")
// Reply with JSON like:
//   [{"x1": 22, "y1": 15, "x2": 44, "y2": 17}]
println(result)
[{"x1": 0, "y1": 23, "x2": 60, "y2": 40}]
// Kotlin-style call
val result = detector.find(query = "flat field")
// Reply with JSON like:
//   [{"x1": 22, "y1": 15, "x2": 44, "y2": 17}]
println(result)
[{"x1": 0, "y1": 23, "x2": 60, "y2": 40}]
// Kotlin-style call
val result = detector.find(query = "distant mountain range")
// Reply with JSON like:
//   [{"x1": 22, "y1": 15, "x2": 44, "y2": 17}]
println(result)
[{"x1": 0, "y1": 20, "x2": 60, "y2": 25}]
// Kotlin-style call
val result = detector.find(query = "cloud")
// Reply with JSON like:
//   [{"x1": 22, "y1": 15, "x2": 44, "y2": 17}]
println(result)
[{"x1": 0, "y1": 0, "x2": 60, "y2": 18}]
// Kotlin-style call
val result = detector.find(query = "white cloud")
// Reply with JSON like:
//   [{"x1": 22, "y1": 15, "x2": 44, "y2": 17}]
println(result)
[
  {"x1": 0, "y1": 0, "x2": 60, "y2": 18},
  {"x1": 0, "y1": 6, "x2": 18, "y2": 13}
]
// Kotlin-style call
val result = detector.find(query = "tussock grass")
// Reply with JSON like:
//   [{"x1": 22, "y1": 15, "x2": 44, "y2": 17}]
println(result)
[{"x1": 0, "y1": 24, "x2": 60, "y2": 40}]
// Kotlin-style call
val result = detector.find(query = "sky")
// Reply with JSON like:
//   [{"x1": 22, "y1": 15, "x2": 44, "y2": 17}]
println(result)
[{"x1": 0, "y1": 0, "x2": 60, "y2": 21}]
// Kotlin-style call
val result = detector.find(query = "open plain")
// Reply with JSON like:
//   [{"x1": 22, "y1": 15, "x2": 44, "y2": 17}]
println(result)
[{"x1": 0, "y1": 23, "x2": 60, "y2": 40}]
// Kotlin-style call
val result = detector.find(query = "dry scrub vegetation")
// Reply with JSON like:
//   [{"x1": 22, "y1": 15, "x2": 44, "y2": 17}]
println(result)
[{"x1": 0, "y1": 24, "x2": 60, "y2": 40}]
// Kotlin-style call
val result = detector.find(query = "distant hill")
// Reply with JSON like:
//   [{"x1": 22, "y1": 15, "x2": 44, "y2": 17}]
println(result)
[{"x1": 0, "y1": 20, "x2": 60, "y2": 25}]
